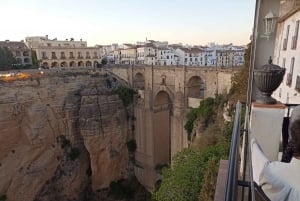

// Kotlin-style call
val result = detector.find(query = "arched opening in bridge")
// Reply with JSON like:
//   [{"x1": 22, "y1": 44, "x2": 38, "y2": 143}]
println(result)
[
  {"x1": 153, "y1": 91, "x2": 171, "y2": 167},
  {"x1": 187, "y1": 76, "x2": 205, "y2": 99},
  {"x1": 133, "y1": 73, "x2": 145, "y2": 90}
]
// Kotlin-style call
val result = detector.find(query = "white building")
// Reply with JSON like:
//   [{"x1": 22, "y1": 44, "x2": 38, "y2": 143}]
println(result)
[{"x1": 273, "y1": 6, "x2": 300, "y2": 104}]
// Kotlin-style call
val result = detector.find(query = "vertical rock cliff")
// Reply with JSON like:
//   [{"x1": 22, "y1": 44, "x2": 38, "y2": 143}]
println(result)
[{"x1": 0, "y1": 71, "x2": 136, "y2": 201}]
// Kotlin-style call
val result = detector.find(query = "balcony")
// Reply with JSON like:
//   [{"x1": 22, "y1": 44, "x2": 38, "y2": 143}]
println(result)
[
  {"x1": 51, "y1": 56, "x2": 57, "y2": 59},
  {"x1": 78, "y1": 56, "x2": 83, "y2": 59},
  {"x1": 69, "y1": 56, "x2": 75, "y2": 59},
  {"x1": 93, "y1": 56, "x2": 98, "y2": 59},
  {"x1": 86, "y1": 56, "x2": 91, "y2": 59},
  {"x1": 42, "y1": 56, "x2": 48, "y2": 59},
  {"x1": 60, "y1": 56, "x2": 66, "y2": 59}
]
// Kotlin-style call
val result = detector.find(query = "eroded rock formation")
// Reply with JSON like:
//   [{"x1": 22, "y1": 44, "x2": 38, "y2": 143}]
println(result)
[{"x1": 0, "y1": 71, "x2": 135, "y2": 201}]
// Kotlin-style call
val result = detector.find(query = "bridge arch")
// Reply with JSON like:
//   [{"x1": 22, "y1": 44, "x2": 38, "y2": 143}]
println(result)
[
  {"x1": 153, "y1": 90, "x2": 172, "y2": 166},
  {"x1": 133, "y1": 72, "x2": 145, "y2": 89},
  {"x1": 186, "y1": 75, "x2": 205, "y2": 99}
]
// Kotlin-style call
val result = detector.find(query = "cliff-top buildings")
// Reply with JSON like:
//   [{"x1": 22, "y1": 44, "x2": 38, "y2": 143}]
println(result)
[
  {"x1": 1, "y1": 35, "x2": 246, "y2": 69},
  {"x1": 0, "y1": 40, "x2": 32, "y2": 66},
  {"x1": 25, "y1": 35, "x2": 103, "y2": 68}
]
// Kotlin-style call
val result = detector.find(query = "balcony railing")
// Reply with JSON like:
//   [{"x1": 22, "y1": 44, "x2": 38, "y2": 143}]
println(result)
[
  {"x1": 51, "y1": 56, "x2": 57, "y2": 59},
  {"x1": 60, "y1": 56, "x2": 66, "y2": 59},
  {"x1": 42, "y1": 56, "x2": 48, "y2": 59},
  {"x1": 69, "y1": 56, "x2": 75, "y2": 59},
  {"x1": 225, "y1": 101, "x2": 245, "y2": 201}
]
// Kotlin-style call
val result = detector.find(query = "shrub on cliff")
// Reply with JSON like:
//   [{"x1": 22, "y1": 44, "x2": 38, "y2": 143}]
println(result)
[
  {"x1": 184, "y1": 97, "x2": 216, "y2": 141},
  {"x1": 113, "y1": 86, "x2": 137, "y2": 107},
  {"x1": 152, "y1": 143, "x2": 229, "y2": 201}
]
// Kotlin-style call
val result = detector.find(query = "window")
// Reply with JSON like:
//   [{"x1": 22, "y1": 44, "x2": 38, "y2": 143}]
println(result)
[
  {"x1": 296, "y1": 75, "x2": 300, "y2": 92},
  {"x1": 283, "y1": 25, "x2": 290, "y2": 50},
  {"x1": 42, "y1": 52, "x2": 47, "y2": 59},
  {"x1": 292, "y1": 20, "x2": 299, "y2": 49},
  {"x1": 282, "y1": 58, "x2": 286, "y2": 68},
  {"x1": 69, "y1": 52, "x2": 74, "y2": 59},
  {"x1": 61, "y1": 52, "x2": 65, "y2": 59},
  {"x1": 290, "y1": 57, "x2": 295, "y2": 74},
  {"x1": 51, "y1": 52, "x2": 57, "y2": 59},
  {"x1": 286, "y1": 57, "x2": 295, "y2": 86}
]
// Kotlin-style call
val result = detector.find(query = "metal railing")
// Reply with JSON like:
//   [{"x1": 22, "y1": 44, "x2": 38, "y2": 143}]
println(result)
[
  {"x1": 225, "y1": 101, "x2": 243, "y2": 201},
  {"x1": 224, "y1": 103, "x2": 300, "y2": 201}
]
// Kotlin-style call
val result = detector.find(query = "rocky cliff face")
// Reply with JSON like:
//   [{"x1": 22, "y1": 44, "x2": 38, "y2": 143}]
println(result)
[{"x1": 0, "y1": 71, "x2": 133, "y2": 201}]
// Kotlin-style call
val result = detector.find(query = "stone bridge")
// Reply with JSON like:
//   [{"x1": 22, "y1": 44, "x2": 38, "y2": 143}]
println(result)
[{"x1": 105, "y1": 65, "x2": 239, "y2": 190}]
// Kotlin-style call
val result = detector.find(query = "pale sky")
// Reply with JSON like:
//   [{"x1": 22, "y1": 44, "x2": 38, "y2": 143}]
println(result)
[{"x1": 0, "y1": 0, "x2": 255, "y2": 46}]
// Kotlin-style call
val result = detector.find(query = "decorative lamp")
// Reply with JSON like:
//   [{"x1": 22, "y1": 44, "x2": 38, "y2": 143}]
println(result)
[
  {"x1": 253, "y1": 57, "x2": 285, "y2": 104},
  {"x1": 261, "y1": 11, "x2": 277, "y2": 39}
]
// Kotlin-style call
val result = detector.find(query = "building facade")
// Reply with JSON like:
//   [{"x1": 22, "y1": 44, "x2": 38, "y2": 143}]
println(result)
[
  {"x1": 25, "y1": 36, "x2": 102, "y2": 68},
  {"x1": 273, "y1": 5, "x2": 300, "y2": 104},
  {"x1": 0, "y1": 40, "x2": 32, "y2": 66}
]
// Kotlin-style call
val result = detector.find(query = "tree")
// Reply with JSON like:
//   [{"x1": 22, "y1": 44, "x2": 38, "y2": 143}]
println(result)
[
  {"x1": 0, "y1": 46, "x2": 16, "y2": 70},
  {"x1": 199, "y1": 157, "x2": 218, "y2": 201},
  {"x1": 101, "y1": 57, "x2": 108, "y2": 65},
  {"x1": 31, "y1": 50, "x2": 39, "y2": 67},
  {"x1": 230, "y1": 42, "x2": 252, "y2": 102}
]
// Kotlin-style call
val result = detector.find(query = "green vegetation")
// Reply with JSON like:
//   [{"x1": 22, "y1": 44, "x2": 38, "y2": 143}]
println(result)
[
  {"x1": 230, "y1": 42, "x2": 251, "y2": 102},
  {"x1": 126, "y1": 139, "x2": 137, "y2": 152},
  {"x1": 69, "y1": 147, "x2": 81, "y2": 161},
  {"x1": 184, "y1": 97, "x2": 216, "y2": 141},
  {"x1": 199, "y1": 157, "x2": 218, "y2": 201},
  {"x1": 152, "y1": 143, "x2": 229, "y2": 201},
  {"x1": 101, "y1": 57, "x2": 108, "y2": 65},
  {"x1": 59, "y1": 135, "x2": 71, "y2": 149},
  {"x1": 31, "y1": 50, "x2": 39, "y2": 67},
  {"x1": 58, "y1": 135, "x2": 80, "y2": 161},
  {"x1": 0, "y1": 46, "x2": 16, "y2": 70},
  {"x1": 113, "y1": 86, "x2": 137, "y2": 107},
  {"x1": 0, "y1": 195, "x2": 7, "y2": 201}
]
